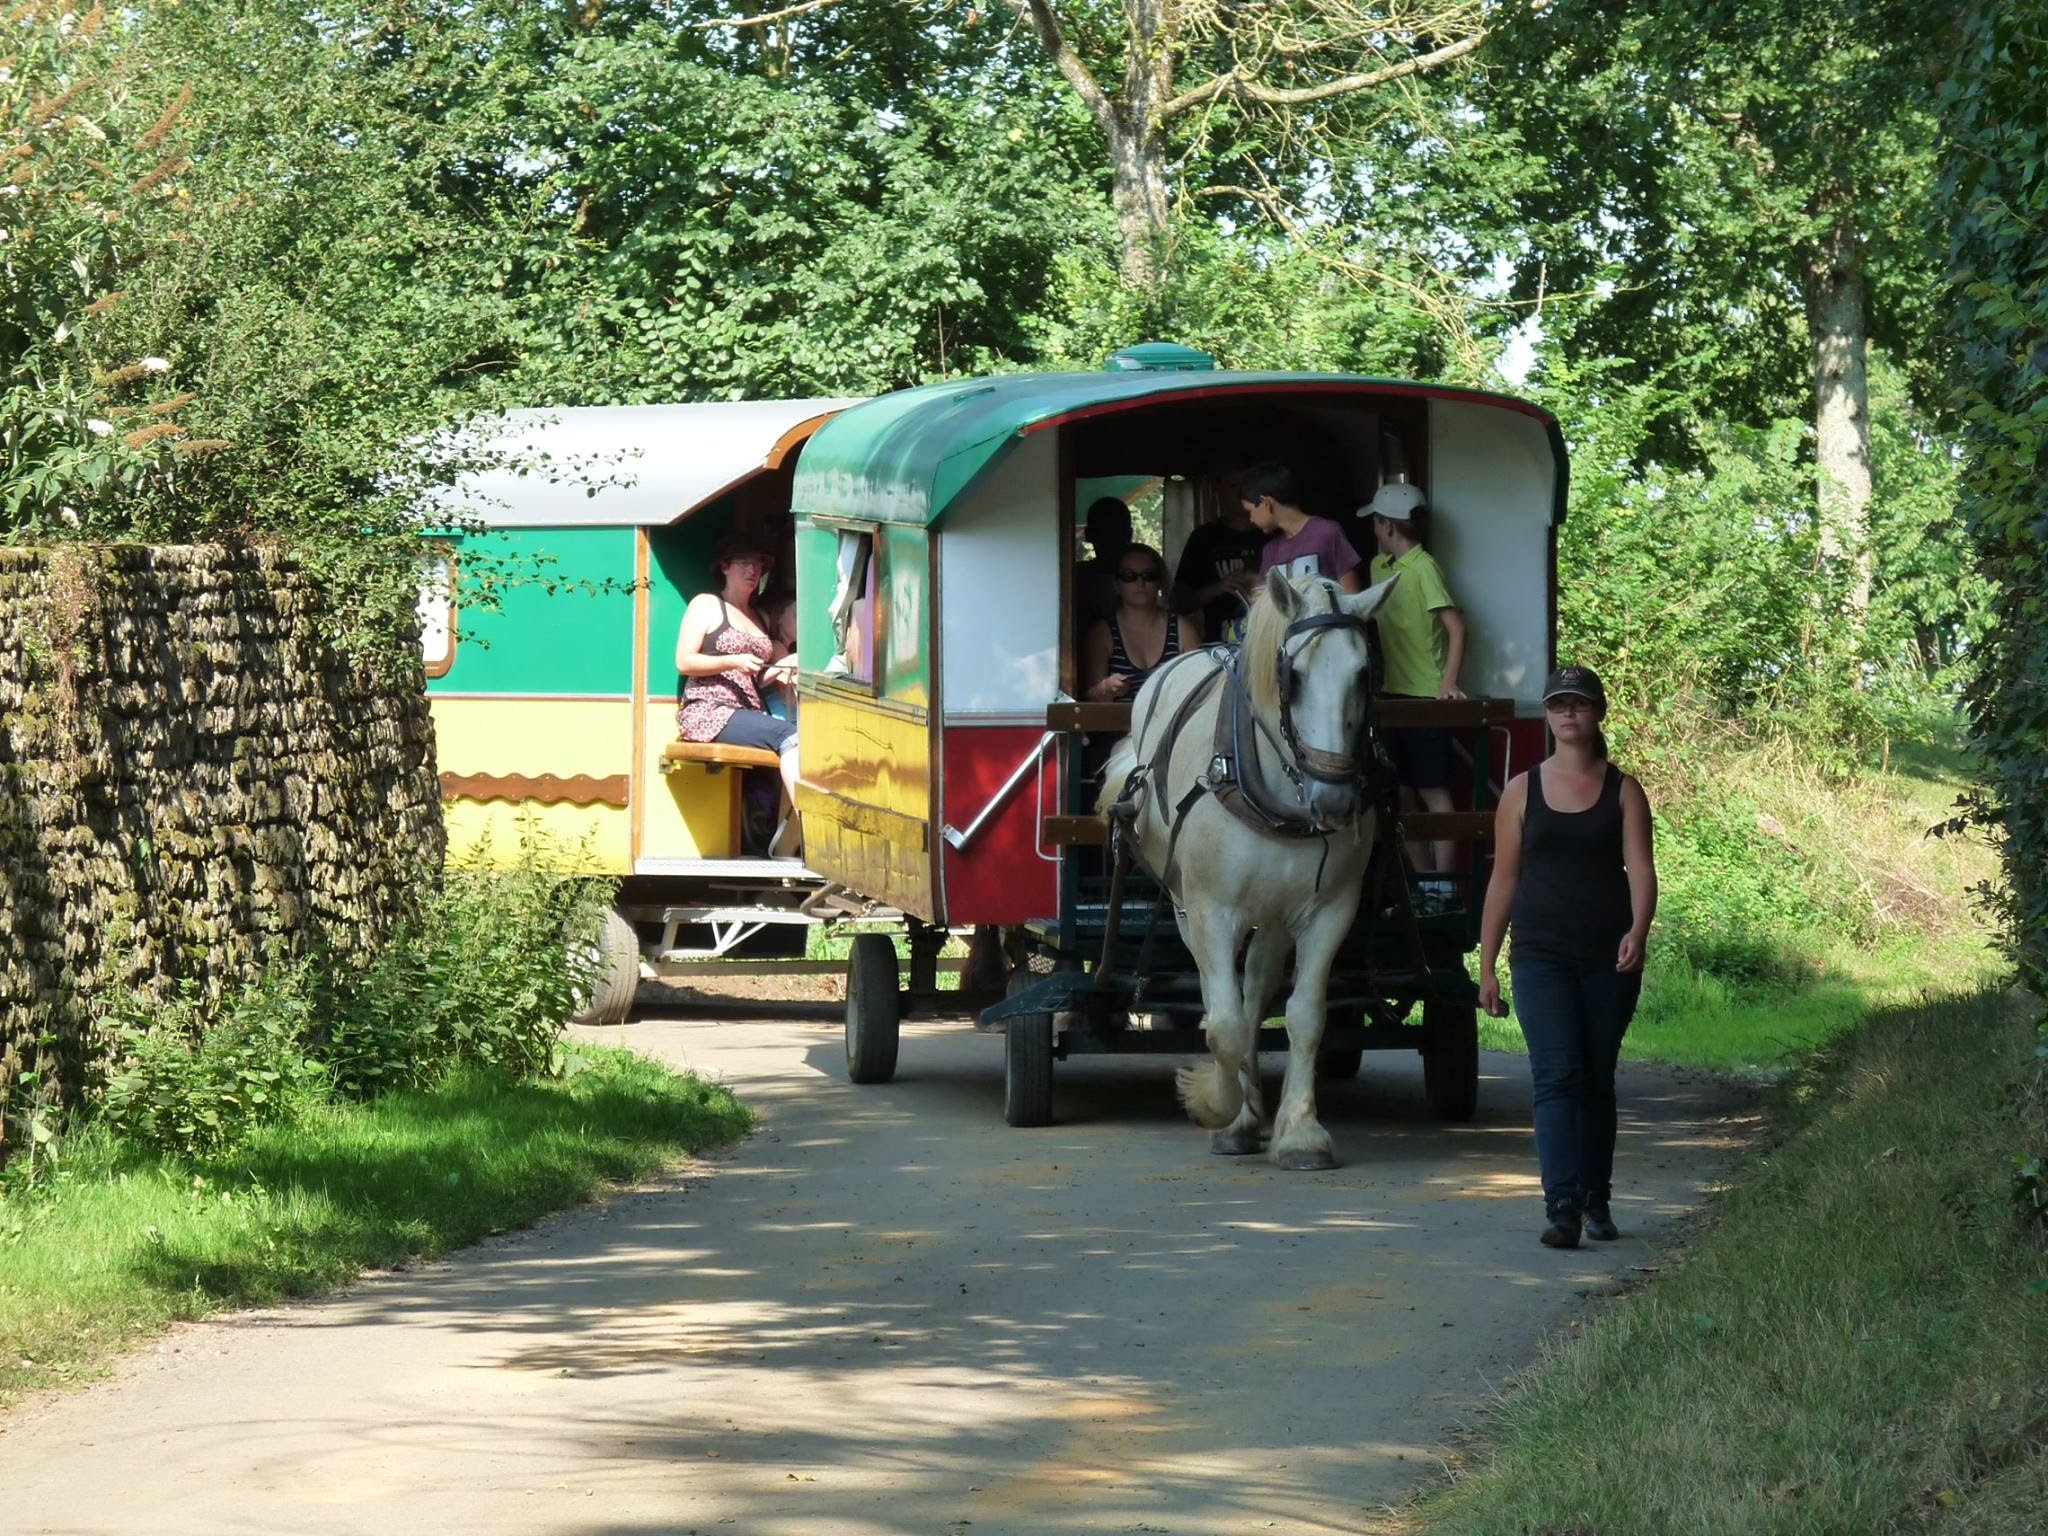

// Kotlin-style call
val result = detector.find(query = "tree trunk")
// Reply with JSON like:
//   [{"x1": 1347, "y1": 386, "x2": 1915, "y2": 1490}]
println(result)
[
  {"x1": 1109, "y1": 113, "x2": 1170, "y2": 288},
  {"x1": 1803, "y1": 223, "x2": 1872, "y2": 616},
  {"x1": 1111, "y1": 0, "x2": 1174, "y2": 289}
]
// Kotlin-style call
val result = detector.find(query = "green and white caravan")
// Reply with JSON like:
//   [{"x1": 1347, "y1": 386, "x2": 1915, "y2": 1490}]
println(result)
[
  {"x1": 424, "y1": 400, "x2": 853, "y2": 1022},
  {"x1": 780, "y1": 346, "x2": 1564, "y2": 1116}
]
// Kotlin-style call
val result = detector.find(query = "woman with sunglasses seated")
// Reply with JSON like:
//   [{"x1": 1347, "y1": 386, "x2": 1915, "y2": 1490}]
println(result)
[
  {"x1": 676, "y1": 533, "x2": 800, "y2": 854},
  {"x1": 1081, "y1": 543, "x2": 1200, "y2": 707}
]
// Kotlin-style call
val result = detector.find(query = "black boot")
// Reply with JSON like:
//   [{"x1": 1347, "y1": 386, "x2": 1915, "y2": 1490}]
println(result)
[
  {"x1": 1584, "y1": 1203, "x2": 1620, "y2": 1242},
  {"x1": 1541, "y1": 1200, "x2": 1583, "y2": 1249}
]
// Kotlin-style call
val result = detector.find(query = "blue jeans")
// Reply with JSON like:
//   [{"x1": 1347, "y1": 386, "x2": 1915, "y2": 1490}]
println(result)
[{"x1": 1510, "y1": 955, "x2": 1642, "y2": 1213}]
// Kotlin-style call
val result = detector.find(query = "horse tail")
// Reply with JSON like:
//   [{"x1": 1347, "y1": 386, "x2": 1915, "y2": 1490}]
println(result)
[
  {"x1": 1096, "y1": 736, "x2": 1139, "y2": 817},
  {"x1": 1175, "y1": 1058, "x2": 1243, "y2": 1129}
]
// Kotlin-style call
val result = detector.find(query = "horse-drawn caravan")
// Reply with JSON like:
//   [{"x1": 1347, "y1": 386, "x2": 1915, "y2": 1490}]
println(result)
[
  {"x1": 788, "y1": 346, "x2": 1564, "y2": 1154},
  {"x1": 423, "y1": 399, "x2": 858, "y2": 1022}
]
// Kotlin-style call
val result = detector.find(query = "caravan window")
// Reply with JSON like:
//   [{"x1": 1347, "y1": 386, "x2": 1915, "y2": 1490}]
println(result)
[
  {"x1": 418, "y1": 550, "x2": 456, "y2": 679},
  {"x1": 825, "y1": 527, "x2": 878, "y2": 686}
]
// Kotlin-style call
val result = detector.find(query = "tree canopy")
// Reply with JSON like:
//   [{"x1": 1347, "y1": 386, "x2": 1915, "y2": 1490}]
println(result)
[{"x1": 0, "y1": 0, "x2": 2018, "y2": 847}]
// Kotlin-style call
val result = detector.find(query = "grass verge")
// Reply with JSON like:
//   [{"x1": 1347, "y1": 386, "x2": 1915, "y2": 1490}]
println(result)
[
  {"x1": 1478, "y1": 733, "x2": 2006, "y2": 1072},
  {"x1": 0, "y1": 1045, "x2": 751, "y2": 1406},
  {"x1": 1416, "y1": 987, "x2": 2048, "y2": 1535}
]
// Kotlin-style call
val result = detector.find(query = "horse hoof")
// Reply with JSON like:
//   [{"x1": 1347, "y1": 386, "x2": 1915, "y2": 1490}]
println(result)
[
  {"x1": 1210, "y1": 1128, "x2": 1263, "y2": 1156},
  {"x1": 1273, "y1": 1146, "x2": 1337, "y2": 1172}
]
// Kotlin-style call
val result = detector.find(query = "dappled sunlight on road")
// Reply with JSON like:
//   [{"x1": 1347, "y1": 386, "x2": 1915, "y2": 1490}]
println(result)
[{"x1": 0, "y1": 1015, "x2": 1754, "y2": 1536}]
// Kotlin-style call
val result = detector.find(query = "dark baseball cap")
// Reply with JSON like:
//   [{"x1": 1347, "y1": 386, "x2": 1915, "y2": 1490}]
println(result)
[{"x1": 1542, "y1": 665, "x2": 1606, "y2": 706}]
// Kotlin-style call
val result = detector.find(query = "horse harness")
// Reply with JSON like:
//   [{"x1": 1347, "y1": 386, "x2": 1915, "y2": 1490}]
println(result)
[{"x1": 1112, "y1": 608, "x2": 1388, "y2": 895}]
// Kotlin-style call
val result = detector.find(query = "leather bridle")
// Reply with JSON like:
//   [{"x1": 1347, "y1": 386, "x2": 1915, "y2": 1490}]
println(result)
[{"x1": 1270, "y1": 609, "x2": 1380, "y2": 793}]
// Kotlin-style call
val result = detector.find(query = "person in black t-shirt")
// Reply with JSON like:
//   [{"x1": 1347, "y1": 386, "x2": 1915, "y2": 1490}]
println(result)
[
  {"x1": 1478, "y1": 666, "x2": 1659, "y2": 1251},
  {"x1": 1075, "y1": 496, "x2": 1133, "y2": 634},
  {"x1": 1170, "y1": 496, "x2": 1268, "y2": 646}
]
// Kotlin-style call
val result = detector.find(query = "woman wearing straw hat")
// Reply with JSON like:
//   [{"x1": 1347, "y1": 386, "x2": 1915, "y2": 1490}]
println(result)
[{"x1": 1478, "y1": 665, "x2": 1659, "y2": 1249}]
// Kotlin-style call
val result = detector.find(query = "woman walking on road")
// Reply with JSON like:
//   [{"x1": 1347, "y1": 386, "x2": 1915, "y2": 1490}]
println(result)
[{"x1": 1478, "y1": 666, "x2": 1658, "y2": 1249}]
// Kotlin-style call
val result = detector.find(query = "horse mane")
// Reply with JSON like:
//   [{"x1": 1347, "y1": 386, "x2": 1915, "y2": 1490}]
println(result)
[{"x1": 1241, "y1": 573, "x2": 1332, "y2": 717}]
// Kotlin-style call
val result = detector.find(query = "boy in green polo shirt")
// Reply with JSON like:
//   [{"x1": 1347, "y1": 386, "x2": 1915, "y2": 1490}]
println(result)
[{"x1": 1363, "y1": 483, "x2": 1468, "y2": 890}]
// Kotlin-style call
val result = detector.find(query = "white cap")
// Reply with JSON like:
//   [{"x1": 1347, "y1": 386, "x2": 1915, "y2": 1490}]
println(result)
[{"x1": 1363, "y1": 482, "x2": 1427, "y2": 521}]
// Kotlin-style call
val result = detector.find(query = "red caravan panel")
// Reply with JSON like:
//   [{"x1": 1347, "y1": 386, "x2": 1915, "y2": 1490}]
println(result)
[
  {"x1": 939, "y1": 725, "x2": 1059, "y2": 925},
  {"x1": 1505, "y1": 718, "x2": 1547, "y2": 787}
]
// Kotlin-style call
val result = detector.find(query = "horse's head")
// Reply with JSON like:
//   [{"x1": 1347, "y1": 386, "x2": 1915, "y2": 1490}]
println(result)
[{"x1": 1245, "y1": 567, "x2": 1400, "y2": 830}]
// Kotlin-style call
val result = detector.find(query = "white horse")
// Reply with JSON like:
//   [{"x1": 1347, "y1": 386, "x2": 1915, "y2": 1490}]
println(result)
[{"x1": 1099, "y1": 567, "x2": 1398, "y2": 1169}]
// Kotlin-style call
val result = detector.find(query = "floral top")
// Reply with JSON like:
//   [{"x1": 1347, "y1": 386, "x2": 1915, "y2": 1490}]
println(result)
[{"x1": 678, "y1": 600, "x2": 773, "y2": 742}]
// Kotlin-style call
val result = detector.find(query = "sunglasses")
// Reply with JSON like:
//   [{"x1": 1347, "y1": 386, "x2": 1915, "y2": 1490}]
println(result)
[{"x1": 1117, "y1": 568, "x2": 1164, "y2": 583}]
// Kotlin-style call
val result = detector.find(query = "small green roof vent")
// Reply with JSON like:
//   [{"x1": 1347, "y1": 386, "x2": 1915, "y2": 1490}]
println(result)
[{"x1": 1105, "y1": 341, "x2": 1218, "y2": 373}]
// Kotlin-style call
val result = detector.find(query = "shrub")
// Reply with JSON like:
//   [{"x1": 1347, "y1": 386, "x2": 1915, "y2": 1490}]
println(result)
[
  {"x1": 99, "y1": 969, "x2": 326, "y2": 1160},
  {"x1": 317, "y1": 855, "x2": 614, "y2": 1100},
  {"x1": 1938, "y1": 8, "x2": 2048, "y2": 989},
  {"x1": 77, "y1": 839, "x2": 615, "y2": 1160},
  {"x1": 411, "y1": 864, "x2": 614, "y2": 1078}
]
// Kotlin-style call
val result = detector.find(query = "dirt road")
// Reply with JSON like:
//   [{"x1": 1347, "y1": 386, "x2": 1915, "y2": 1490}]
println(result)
[{"x1": 0, "y1": 1006, "x2": 1752, "y2": 1535}]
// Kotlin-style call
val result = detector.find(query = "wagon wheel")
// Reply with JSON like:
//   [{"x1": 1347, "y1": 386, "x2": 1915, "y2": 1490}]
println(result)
[
  {"x1": 844, "y1": 933, "x2": 902, "y2": 1085},
  {"x1": 1421, "y1": 994, "x2": 1479, "y2": 1120},
  {"x1": 568, "y1": 906, "x2": 640, "y2": 1028},
  {"x1": 1001, "y1": 968, "x2": 1055, "y2": 1127}
]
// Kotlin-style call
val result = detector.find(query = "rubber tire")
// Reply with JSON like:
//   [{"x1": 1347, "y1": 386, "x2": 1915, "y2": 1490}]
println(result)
[
  {"x1": 569, "y1": 906, "x2": 640, "y2": 1028},
  {"x1": 844, "y1": 933, "x2": 902, "y2": 1085},
  {"x1": 1316, "y1": 1046, "x2": 1364, "y2": 1082},
  {"x1": 1422, "y1": 996, "x2": 1480, "y2": 1120},
  {"x1": 1002, "y1": 970, "x2": 1055, "y2": 1127}
]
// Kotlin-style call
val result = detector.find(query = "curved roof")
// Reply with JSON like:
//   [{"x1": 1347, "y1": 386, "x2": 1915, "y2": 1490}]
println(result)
[
  {"x1": 790, "y1": 371, "x2": 1565, "y2": 527},
  {"x1": 436, "y1": 400, "x2": 857, "y2": 528}
]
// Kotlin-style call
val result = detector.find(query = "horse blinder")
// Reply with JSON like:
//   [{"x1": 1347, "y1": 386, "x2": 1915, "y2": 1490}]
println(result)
[{"x1": 1276, "y1": 612, "x2": 1379, "y2": 788}]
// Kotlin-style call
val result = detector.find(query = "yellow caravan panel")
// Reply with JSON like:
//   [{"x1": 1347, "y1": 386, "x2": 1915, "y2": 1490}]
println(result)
[
  {"x1": 433, "y1": 696, "x2": 633, "y2": 873},
  {"x1": 638, "y1": 700, "x2": 751, "y2": 861},
  {"x1": 795, "y1": 690, "x2": 933, "y2": 918}
]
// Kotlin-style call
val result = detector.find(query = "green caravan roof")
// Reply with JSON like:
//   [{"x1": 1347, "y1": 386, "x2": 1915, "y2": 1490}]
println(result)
[{"x1": 789, "y1": 370, "x2": 1568, "y2": 527}]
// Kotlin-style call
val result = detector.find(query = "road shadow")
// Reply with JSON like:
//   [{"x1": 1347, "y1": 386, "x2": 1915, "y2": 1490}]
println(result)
[{"x1": 63, "y1": 1019, "x2": 1759, "y2": 1536}]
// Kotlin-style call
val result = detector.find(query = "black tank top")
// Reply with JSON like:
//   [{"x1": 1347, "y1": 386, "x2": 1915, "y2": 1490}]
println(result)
[
  {"x1": 1107, "y1": 611, "x2": 1181, "y2": 687},
  {"x1": 1510, "y1": 761, "x2": 1634, "y2": 967}
]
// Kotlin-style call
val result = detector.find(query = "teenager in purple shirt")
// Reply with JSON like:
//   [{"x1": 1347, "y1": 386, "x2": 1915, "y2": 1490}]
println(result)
[{"x1": 1240, "y1": 462, "x2": 1363, "y2": 592}]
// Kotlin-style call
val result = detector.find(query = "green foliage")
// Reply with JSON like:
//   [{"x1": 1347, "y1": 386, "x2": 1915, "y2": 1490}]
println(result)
[
  {"x1": 71, "y1": 840, "x2": 612, "y2": 1164},
  {"x1": 1, "y1": 2, "x2": 557, "y2": 660},
  {"x1": 1026, "y1": 220, "x2": 1469, "y2": 381},
  {"x1": 1648, "y1": 798, "x2": 1841, "y2": 989},
  {"x1": 1535, "y1": 355, "x2": 1881, "y2": 759},
  {"x1": 99, "y1": 971, "x2": 326, "y2": 1161},
  {"x1": 0, "y1": 4, "x2": 204, "y2": 531},
  {"x1": 1420, "y1": 989, "x2": 2048, "y2": 1534},
  {"x1": 317, "y1": 858, "x2": 613, "y2": 1099},
  {"x1": 0, "y1": 1047, "x2": 752, "y2": 1403},
  {"x1": 500, "y1": 43, "x2": 1087, "y2": 399},
  {"x1": 1865, "y1": 351, "x2": 1996, "y2": 695},
  {"x1": 1936, "y1": 5, "x2": 2048, "y2": 986},
  {"x1": 1486, "y1": 0, "x2": 1947, "y2": 458}
]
